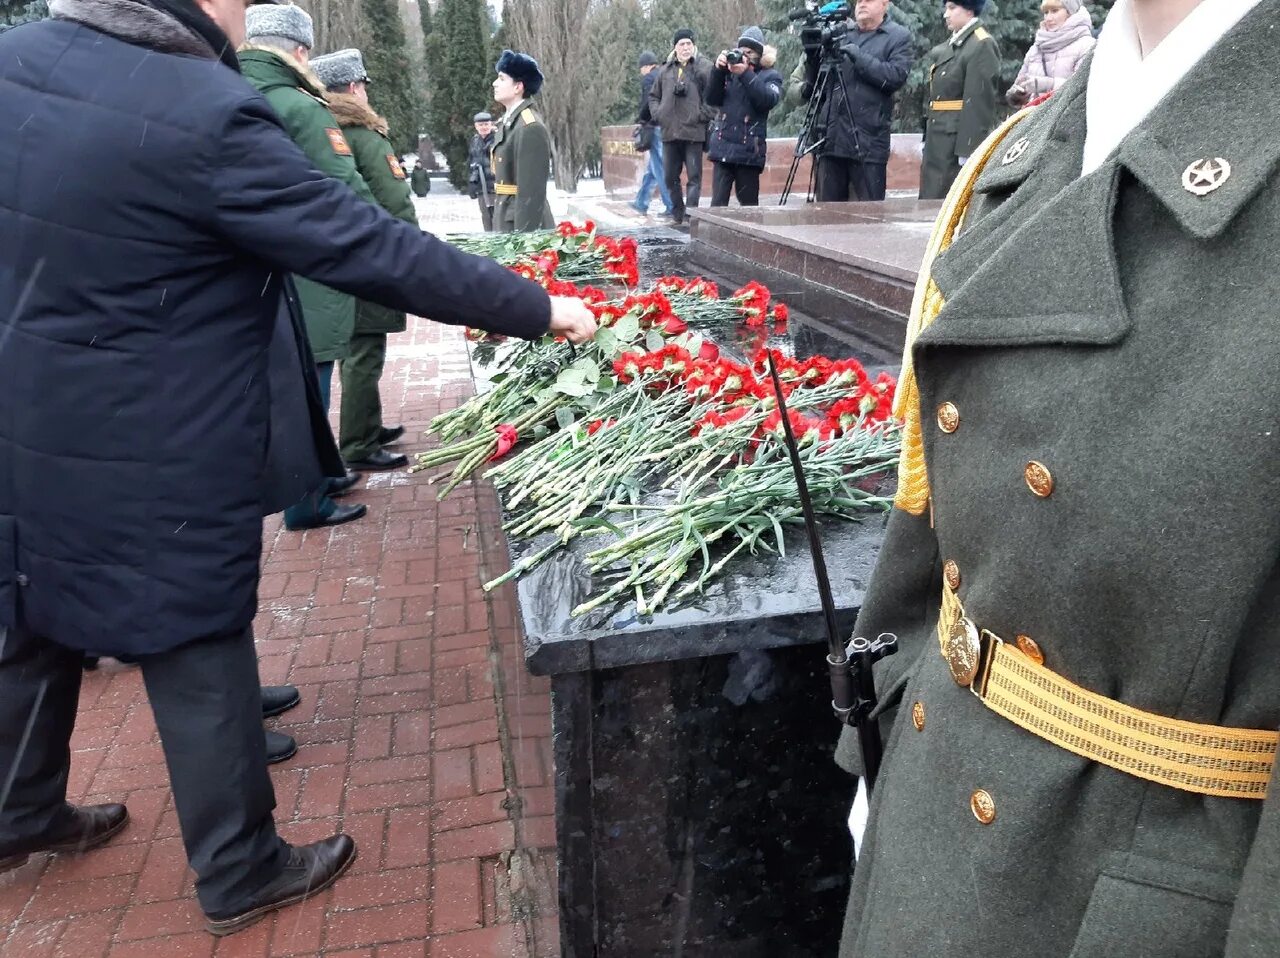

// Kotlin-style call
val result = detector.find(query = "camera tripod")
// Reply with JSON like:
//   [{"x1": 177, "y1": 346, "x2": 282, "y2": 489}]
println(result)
[{"x1": 779, "y1": 44, "x2": 860, "y2": 206}]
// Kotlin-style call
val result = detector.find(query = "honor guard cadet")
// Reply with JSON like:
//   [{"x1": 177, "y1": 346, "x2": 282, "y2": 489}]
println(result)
[
  {"x1": 490, "y1": 49, "x2": 555, "y2": 233},
  {"x1": 918, "y1": 0, "x2": 1000, "y2": 200},
  {"x1": 312, "y1": 47, "x2": 416, "y2": 474},
  {"x1": 837, "y1": 1, "x2": 1280, "y2": 956}
]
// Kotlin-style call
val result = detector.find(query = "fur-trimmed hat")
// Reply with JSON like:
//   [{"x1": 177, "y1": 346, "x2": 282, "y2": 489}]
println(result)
[
  {"x1": 312, "y1": 48, "x2": 369, "y2": 90},
  {"x1": 495, "y1": 49, "x2": 544, "y2": 97},
  {"x1": 950, "y1": 0, "x2": 987, "y2": 13},
  {"x1": 736, "y1": 26, "x2": 765, "y2": 54},
  {"x1": 244, "y1": 2, "x2": 314, "y2": 50}
]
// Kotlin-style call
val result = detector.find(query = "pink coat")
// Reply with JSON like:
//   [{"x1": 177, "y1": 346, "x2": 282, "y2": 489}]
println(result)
[{"x1": 1015, "y1": 7, "x2": 1096, "y2": 96}]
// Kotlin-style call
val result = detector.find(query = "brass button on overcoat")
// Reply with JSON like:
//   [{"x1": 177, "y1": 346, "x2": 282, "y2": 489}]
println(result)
[
  {"x1": 970, "y1": 789, "x2": 997, "y2": 824},
  {"x1": 943, "y1": 559, "x2": 961, "y2": 590},
  {"x1": 936, "y1": 402, "x2": 960, "y2": 433},
  {"x1": 1016, "y1": 634, "x2": 1045, "y2": 665},
  {"x1": 912, "y1": 701, "x2": 926, "y2": 731},
  {"x1": 1025, "y1": 461, "x2": 1055, "y2": 498}
]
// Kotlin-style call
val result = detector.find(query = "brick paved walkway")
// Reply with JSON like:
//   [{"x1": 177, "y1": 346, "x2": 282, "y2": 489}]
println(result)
[{"x1": 0, "y1": 195, "x2": 559, "y2": 957}]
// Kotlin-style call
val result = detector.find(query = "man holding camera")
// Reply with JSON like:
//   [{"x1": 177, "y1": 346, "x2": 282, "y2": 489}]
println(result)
[
  {"x1": 918, "y1": 0, "x2": 1001, "y2": 200},
  {"x1": 788, "y1": 0, "x2": 913, "y2": 202},
  {"x1": 468, "y1": 111, "x2": 498, "y2": 232},
  {"x1": 649, "y1": 28, "x2": 715, "y2": 226},
  {"x1": 707, "y1": 27, "x2": 784, "y2": 207}
]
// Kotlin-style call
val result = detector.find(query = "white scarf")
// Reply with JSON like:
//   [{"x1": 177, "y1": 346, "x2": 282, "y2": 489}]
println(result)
[{"x1": 1082, "y1": 0, "x2": 1264, "y2": 176}]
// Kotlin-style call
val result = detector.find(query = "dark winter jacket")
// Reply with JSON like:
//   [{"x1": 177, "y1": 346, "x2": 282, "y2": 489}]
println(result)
[
  {"x1": 786, "y1": 17, "x2": 913, "y2": 164},
  {"x1": 638, "y1": 69, "x2": 658, "y2": 126},
  {"x1": 240, "y1": 45, "x2": 376, "y2": 362},
  {"x1": 649, "y1": 53, "x2": 715, "y2": 143},
  {"x1": 706, "y1": 47, "x2": 783, "y2": 169},
  {"x1": 468, "y1": 131, "x2": 497, "y2": 201},
  {"x1": 0, "y1": 4, "x2": 552, "y2": 655},
  {"x1": 327, "y1": 92, "x2": 417, "y2": 336}
]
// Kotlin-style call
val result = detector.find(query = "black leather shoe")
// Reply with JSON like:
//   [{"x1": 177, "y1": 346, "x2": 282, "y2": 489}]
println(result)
[
  {"x1": 328, "y1": 469, "x2": 361, "y2": 498},
  {"x1": 265, "y1": 730, "x2": 297, "y2": 766},
  {"x1": 377, "y1": 425, "x2": 405, "y2": 446},
  {"x1": 346, "y1": 449, "x2": 408, "y2": 472},
  {"x1": 204, "y1": 835, "x2": 357, "y2": 936},
  {"x1": 0, "y1": 803, "x2": 129, "y2": 873},
  {"x1": 261, "y1": 685, "x2": 301, "y2": 719},
  {"x1": 284, "y1": 502, "x2": 367, "y2": 531}
]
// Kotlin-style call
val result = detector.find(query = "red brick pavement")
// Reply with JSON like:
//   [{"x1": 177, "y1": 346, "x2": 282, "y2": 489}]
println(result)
[{"x1": 0, "y1": 319, "x2": 558, "y2": 958}]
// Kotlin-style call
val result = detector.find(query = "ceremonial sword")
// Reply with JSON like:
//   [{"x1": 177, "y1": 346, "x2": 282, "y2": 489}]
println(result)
[{"x1": 763, "y1": 350, "x2": 896, "y2": 790}]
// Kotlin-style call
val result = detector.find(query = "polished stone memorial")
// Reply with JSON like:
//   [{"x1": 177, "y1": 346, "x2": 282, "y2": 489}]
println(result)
[{"x1": 474, "y1": 234, "x2": 911, "y2": 956}]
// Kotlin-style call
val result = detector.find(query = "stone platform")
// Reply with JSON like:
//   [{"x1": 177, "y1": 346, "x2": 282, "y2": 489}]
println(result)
[{"x1": 688, "y1": 199, "x2": 941, "y2": 354}]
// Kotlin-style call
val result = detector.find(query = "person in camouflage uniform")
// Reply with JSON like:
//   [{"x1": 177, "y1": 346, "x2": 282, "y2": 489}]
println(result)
[
  {"x1": 918, "y1": 0, "x2": 1000, "y2": 200},
  {"x1": 490, "y1": 49, "x2": 554, "y2": 233},
  {"x1": 313, "y1": 47, "x2": 416, "y2": 473}
]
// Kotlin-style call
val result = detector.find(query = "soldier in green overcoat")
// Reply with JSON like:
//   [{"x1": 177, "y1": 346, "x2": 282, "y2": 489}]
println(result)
[
  {"x1": 241, "y1": 5, "x2": 373, "y2": 528},
  {"x1": 837, "y1": 1, "x2": 1280, "y2": 956},
  {"x1": 314, "y1": 48, "x2": 416, "y2": 472},
  {"x1": 490, "y1": 49, "x2": 555, "y2": 233},
  {"x1": 918, "y1": 0, "x2": 1000, "y2": 200}
]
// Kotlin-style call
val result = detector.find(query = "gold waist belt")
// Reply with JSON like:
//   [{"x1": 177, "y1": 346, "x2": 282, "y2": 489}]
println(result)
[
  {"x1": 494, "y1": 183, "x2": 518, "y2": 196},
  {"x1": 930, "y1": 100, "x2": 964, "y2": 112},
  {"x1": 938, "y1": 584, "x2": 1277, "y2": 799}
]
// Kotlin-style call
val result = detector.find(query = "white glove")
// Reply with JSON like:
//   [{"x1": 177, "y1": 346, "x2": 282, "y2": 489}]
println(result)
[
  {"x1": 848, "y1": 778, "x2": 870, "y2": 859},
  {"x1": 958, "y1": 155, "x2": 971, "y2": 166}
]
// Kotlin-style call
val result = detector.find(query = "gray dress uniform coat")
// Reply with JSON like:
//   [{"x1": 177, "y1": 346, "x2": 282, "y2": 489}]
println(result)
[
  {"x1": 919, "y1": 20, "x2": 1001, "y2": 200},
  {"x1": 838, "y1": 7, "x2": 1280, "y2": 956}
]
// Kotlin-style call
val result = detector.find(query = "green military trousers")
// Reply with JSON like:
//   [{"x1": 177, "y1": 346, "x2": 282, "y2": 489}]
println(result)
[{"x1": 339, "y1": 332, "x2": 388, "y2": 461}]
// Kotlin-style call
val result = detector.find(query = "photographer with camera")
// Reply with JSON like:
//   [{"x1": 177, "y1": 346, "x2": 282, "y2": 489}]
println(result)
[
  {"x1": 649, "y1": 28, "x2": 715, "y2": 226},
  {"x1": 706, "y1": 27, "x2": 784, "y2": 207},
  {"x1": 785, "y1": 0, "x2": 913, "y2": 203}
]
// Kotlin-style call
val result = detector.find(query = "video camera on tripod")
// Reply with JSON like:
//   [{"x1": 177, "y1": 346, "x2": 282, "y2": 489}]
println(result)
[{"x1": 788, "y1": 1, "x2": 852, "y2": 52}]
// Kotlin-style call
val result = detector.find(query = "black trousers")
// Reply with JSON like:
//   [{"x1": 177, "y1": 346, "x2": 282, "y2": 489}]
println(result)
[
  {"x1": 663, "y1": 140, "x2": 703, "y2": 222},
  {"x1": 710, "y1": 161, "x2": 761, "y2": 207},
  {"x1": 0, "y1": 624, "x2": 288, "y2": 915},
  {"x1": 478, "y1": 197, "x2": 495, "y2": 232},
  {"x1": 816, "y1": 156, "x2": 888, "y2": 202}
]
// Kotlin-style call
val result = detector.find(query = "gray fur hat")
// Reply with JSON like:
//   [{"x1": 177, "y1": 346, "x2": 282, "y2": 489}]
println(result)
[
  {"x1": 312, "y1": 48, "x2": 370, "y2": 89},
  {"x1": 245, "y1": 3, "x2": 314, "y2": 50}
]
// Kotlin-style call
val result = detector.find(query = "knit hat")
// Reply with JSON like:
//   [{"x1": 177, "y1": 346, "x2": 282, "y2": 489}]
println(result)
[
  {"x1": 1054, "y1": 0, "x2": 1083, "y2": 13},
  {"x1": 473, "y1": 111, "x2": 493, "y2": 122},
  {"x1": 311, "y1": 48, "x2": 369, "y2": 90},
  {"x1": 736, "y1": 26, "x2": 766, "y2": 54},
  {"x1": 244, "y1": 2, "x2": 314, "y2": 50},
  {"x1": 673, "y1": 28, "x2": 695, "y2": 45},
  {"x1": 638, "y1": 50, "x2": 658, "y2": 67},
  {"x1": 950, "y1": 0, "x2": 987, "y2": 12},
  {"x1": 495, "y1": 49, "x2": 544, "y2": 97}
]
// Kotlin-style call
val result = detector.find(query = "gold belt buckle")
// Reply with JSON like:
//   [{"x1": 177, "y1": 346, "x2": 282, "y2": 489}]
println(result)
[{"x1": 945, "y1": 616, "x2": 1002, "y2": 698}]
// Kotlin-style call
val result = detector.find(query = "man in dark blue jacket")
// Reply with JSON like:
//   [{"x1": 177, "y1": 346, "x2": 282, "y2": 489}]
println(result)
[
  {"x1": 787, "y1": 0, "x2": 914, "y2": 201},
  {"x1": 0, "y1": 0, "x2": 594, "y2": 937},
  {"x1": 707, "y1": 27, "x2": 784, "y2": 207}
]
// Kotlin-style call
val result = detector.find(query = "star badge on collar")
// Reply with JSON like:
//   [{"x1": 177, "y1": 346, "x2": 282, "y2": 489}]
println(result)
[
  {"x1": 1001, "y1": 137, "x2": 1030, "y2": 166},
  {"x1": 1182, "y1": 157, "x2": 1231, "y2": 196}
]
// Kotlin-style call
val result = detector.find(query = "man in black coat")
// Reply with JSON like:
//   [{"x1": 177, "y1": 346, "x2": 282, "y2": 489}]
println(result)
[
  {"x1": 467, "y1": 111, "x2": 497, "y2": 231},
  {"x1": 787, "y1": 0, "x2": 914, "y2": 201},
  {"x1": 648, "y1": 28, "x2": 715, "y2": 225},
  {"x1": 0, "y1": 0, "x2": 595, "y2": 937}
]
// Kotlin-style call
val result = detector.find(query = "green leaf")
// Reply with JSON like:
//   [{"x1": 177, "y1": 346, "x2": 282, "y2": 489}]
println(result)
[
  {"x1": 554, "y1": 379, "x2": 594, "y2": 398},
  {"x1": 594, "y1": 327, "x2": 618, "y2": 357},
  {"x1": 612, "y1": 313, "x2": 640, "y2": 344},
  {"x1": 645, "y1": 330, "x2": 665, "y2": 352},
  {"x1": 554, "y1": 407, "x2": 576, "y2": 430},
  {"x1": 596, "y1": 375, "x2": 617, "y2": 394}
]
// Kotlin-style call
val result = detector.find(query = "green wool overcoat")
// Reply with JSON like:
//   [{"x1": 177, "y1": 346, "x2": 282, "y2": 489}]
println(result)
[
  {"x1": 491, "y1": 101, "x2": 555, "y2": 233},
  {"x1": 239, "y1": 47, "x2": 376, "y2": 361},
  {"x1": 919, "y1": 20, "x2": 1000, "y2": 201},
  {"x1": 325, "y1": 93, "x2": 417, "y2": 335},
  {"x1": 838, "y1": 8, "x2": 1280, "y2": 957}
]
